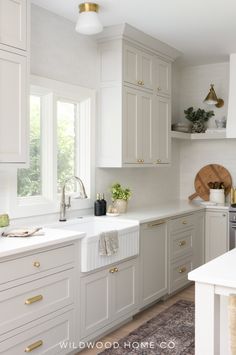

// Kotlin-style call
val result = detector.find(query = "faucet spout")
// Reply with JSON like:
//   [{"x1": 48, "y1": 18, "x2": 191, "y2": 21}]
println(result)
[{"x1": 59, "y1": 176, "x2": 88, "y2": 222}]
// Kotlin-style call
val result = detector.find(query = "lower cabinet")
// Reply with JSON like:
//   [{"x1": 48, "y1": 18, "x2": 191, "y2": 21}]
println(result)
[
  {"x1": 80, "y1": 258, "x2": 138, "y2": 339},
  {"x1": 205, "y1": 210, "x2": 228, "y2": 262},
  {"x1": 140, "y1": 220, "x2": 168, "y2": 308}
]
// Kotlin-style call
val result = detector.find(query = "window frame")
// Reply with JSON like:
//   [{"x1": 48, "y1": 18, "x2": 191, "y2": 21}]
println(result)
[{"x1": 10, "y1": 75, "x2": 96, "y2": 218}]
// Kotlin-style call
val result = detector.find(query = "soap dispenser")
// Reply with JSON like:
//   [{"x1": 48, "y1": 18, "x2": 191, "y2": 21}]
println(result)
[{"x1": 94, "y1": 193, "x2": 103, "y2": 216}]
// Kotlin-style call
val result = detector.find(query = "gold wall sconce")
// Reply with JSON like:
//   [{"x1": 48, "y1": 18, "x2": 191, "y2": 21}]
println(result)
[{"x1": 204, "y1": 84, "x2": 224, "y2": 108}]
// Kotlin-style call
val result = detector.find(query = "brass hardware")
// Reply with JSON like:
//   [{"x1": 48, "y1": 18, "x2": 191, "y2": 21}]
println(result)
[
  {"x1": 178, "y1": 240, "x2": 186, "y2": 247},
  {"x1": 182, "y1": 220, "x2": 187, "y2": 225},
  {"x1": 178, "y1": 267, "x2": 187, "y2": 274},
  {"x1": 79, "y1": 3, "x2": 99, "y2": 13},
  {"x1": 157, "y1": 87, "x2": 161, "y2": 91},
  {"x1": 141, "y1": 81, "x2": 144, "y2": 86},
  {"x1": 114, "y1": 267, "x2": 119, "y2": 272},
  {"x1": 141, "y1": 159, "x2": 144, "y2": 163},
  {"x1": 137, "y1": 159, "x2": 144, "y2": 164},
  {"x1": 25, "y1": 295, "x2": 43, "y2": 305},
  {"x1": 33, "y1": 261, "x2": 40, "y2": 268},
  {"x1": 156, "y1": 159, "x2": 161, "y2": 164},
  {"x1": 109, "y1": 268, "x2": 115, "y2": 273},
  {"x1": 148, "y1": 220, "x2": 165, "y2": 228},
  {"x1": 25, "y1": 340, "x2": 43, "y2": 352},
  {"x1": 204, "y1": 84, "x2": 224, "y2": 108},
  {"x1": 137, "y1": 80, "x2": 143, "y2": 85}
]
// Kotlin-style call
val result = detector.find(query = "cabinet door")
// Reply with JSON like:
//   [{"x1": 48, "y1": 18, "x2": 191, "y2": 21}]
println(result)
[
  {"x1": 80, "y1": 269, "x2": 111, "y2": 338},
  {"x1": 123, "y1": 87, "x2": 142, "y2": 164},
  {"x1": 123, "y1": 44, "x2": 139, "y2": 86},
  {"x1": 0, "y1": 50, "x2": 28, "y2": 163},
  {"x1": 155, "y1": 59, "x2": 171, "y2": 96},
  {"x1": 140, "y1": 91, "x2": 154, "y2": 164},
  {"x1": 139, "y1": 51, "x2": 153, "y2": 90},
  {"x1": 0, "y1": 0, "x2": 27, "y2": 50},
  {"x1": 140, "y1": 221, "x2": 168, "y2": 308},
  {"x1": 111, "y1": 259, "x2": 138, "y2": 320},
  {"x1": 152, "y1": 96, "x2": 171, "y2": 164},
  {"x1": 205, "y1": 211, "x2": 228, "y2": 262}
]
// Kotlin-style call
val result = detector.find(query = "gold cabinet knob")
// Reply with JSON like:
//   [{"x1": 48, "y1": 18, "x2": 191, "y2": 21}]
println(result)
[
  {"x1": 141, "y1": 81, "x2": 144, "y2": 85},
  {"x1": 33, "y1": 261, "x2": 40, "y2": 268},
  {"x1": 137, "y1": 80, "x2": 142, "y2": 85},
  {"x1": 178, "y1": 240, "x2": 186, "y2": 247},
  {"x1": 137, "y1": 159, "x2": 144, "y2": 164},
  {"x1": 178, "y1": 267, "x2": 187, "y2": 274},
  {"x1": 109, "y1": 268, "x2": 115, "y2": 273},
  {"x1": 25, "y1": 295, "x2": 43, "y2": 305},
  {"x1": 114, "y1": 267, "x2": 119, "y2": 272},
  {"x1": 182, "y1": 220, "x2": 187, "y2": 225},
  {"x1": 156, "y1": 159, "x2": 161, "y2": 164},
  {"x1": 25, "y1": 340, "x2": 43, "y2": 352},
  {"x1": 157, "y1": 87, "x2": 162, "y2": 91}
]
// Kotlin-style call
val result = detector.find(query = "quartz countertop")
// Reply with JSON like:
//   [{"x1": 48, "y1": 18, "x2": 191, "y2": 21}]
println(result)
[
  {"x1": 188, "y1": 248, "x2": 236, "y2": 288},
  {"x1": 0, "y1": 228, "x2": 85, "y2": 259}
]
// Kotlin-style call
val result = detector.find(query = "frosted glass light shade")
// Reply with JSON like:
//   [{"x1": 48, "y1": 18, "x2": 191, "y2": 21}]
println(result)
[{"x1": 75, "y1": 11, "x2": 103, "y2": 35}]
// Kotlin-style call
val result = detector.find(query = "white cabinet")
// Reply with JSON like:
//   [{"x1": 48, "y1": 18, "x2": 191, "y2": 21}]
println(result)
[
  {"x1": 154, "y1": 58, "x2": 171, "y2": 96},
  {"x1": 140, "y1": 220, "x2": 168, "y2": 308},
  {"x1": 80, "y1": 258, "x2": 138, "y2": 339},
  {"x1": 124, "y1": 44, "x2": 153, "y2": 90},
  {"x1": 205, "y1": 210, "x2": 228, "y2": 262},
  {"x1": 0, "y1": 50, "x2": 28, "y2": 163},
  {"x1": 0, "y1": 0, "x2": 27, "y2": 51}
]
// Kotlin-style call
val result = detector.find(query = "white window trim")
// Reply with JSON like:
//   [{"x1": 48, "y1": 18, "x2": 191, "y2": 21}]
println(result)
[{"x1": 9, "y1": 75, "x2": 96, "y2": 218}]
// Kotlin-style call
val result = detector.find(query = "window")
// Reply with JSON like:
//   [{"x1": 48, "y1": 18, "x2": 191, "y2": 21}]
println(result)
[{"x1": 14, "y1": 76, "x2": 95, "y2": 217}]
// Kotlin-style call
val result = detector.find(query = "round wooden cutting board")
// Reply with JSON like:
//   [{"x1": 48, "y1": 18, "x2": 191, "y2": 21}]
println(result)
[{"x1": 188, "y1": 164, "x2": 232, "y2": 201}]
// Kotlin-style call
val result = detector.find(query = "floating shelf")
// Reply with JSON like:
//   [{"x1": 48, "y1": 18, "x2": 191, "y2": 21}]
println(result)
[{"x1": 171, "y1": 130, "x2": 226, "y2": 140}]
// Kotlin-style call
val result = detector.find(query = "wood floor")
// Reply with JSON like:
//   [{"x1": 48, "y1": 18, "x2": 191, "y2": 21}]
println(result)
[{"x1": 77, "y1": 285, "x2": 195, "y2": 355}]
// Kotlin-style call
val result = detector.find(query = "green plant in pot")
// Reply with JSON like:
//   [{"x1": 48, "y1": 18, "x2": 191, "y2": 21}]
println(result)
[
  {"x1": 110, "y1": 183, "x2": 131, "y2": 214},
  {"x1": 184, "y1": 107, "x2": 215, "y2": 133}
]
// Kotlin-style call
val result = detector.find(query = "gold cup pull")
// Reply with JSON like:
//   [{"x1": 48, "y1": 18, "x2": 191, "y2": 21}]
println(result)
[
  {"x1": 114, "y1": 267, "x2": 119, "y2": 272},
  {"x1": 25, "y1": 340, "x2": 43, "y2": 352},
  {"x1": 109, "y1": 268, "x2": 115, "y2": 273},
  {"x1": 178, "y1": 267, "x2": 187, "y2": 274},
  {"x1": 178, "y1": 240, "x2": 186, "y2": 247},
  {"x1": 25, "y1": 295, "x2": 43, "y2": 305},
  {"x1": 33, "y1": 261, "x2": 40, "y2": 268}
]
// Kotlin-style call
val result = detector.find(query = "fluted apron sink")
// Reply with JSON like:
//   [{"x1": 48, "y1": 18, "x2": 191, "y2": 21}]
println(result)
[{"x1": 49, "y1": 217, "x2": 139, "y2": 272}]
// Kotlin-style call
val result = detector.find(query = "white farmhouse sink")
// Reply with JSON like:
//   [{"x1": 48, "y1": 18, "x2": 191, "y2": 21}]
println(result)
[{"x1": 49, "y1": 217, "x2": 139, "y2": 272}]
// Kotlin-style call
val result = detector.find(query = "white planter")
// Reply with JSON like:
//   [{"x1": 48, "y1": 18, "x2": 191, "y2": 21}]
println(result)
[
  {"x1": 209, "y1": 189, "x2": 225, "y2": 204},
  {"x1": 113, "y1": 199, "x2": 128, "y2": 214}
]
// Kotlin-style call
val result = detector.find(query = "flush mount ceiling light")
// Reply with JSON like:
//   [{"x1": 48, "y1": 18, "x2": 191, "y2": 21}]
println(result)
[
  {"x1": 75, "y1": 2, "x2": 103, "y2": 35},
  {"x1": 204, "y1": 84, "x2": 224, "y2": 108}
]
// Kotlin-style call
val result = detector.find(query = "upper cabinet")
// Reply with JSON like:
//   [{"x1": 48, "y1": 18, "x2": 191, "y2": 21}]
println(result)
[
  {"x1": 154, "y1": 59, "x2": 171, "y2": 97},
  {"x1": 0, "y1": 0, "x2": 27, "y2": 51},
  {"x1": 0, "y1": 0, "x2": 29, "y2": 165}
]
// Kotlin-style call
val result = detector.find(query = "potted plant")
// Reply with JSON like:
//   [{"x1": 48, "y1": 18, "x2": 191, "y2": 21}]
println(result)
[
  {"x1": 110, "y1": 183, "x2": 131, "y2": 213},
  {"x1": 184, "y1": 107, "x2": 215, "y2": 133}
]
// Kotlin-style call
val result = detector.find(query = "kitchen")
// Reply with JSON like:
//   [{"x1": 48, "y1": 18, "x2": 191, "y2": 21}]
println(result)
[{"x1": 0, "y1": 1, "x2": 236, "y2": 354}]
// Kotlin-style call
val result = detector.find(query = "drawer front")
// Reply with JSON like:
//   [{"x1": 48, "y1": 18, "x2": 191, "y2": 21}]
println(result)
[
  {"x1": 169, "y1": 214, "x2": 194, "y2": 232},
  {"x1": 0, "y1": 270, "x2": 74, "y2": 335},
  {"x1": 170, "y1": 229, "x2": 194, "y2": 261},
  {"x1": 0, "y1": 244, "x2": 75, "y2": 286},
  {"x1": 169, "y1": 257, "x2": 193, "y2": 294},
  {"x1": 0, "y1": 310, "x2": 74, "y2": 355}
]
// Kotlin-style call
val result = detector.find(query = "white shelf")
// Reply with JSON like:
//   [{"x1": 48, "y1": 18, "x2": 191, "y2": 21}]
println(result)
[{"x1": 171, "y1": 130, "x2": 226, "y2": 140}]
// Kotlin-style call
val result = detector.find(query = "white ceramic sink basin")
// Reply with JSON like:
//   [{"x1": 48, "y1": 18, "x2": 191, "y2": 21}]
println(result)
[{"x1": 49, "y1": 217, "x2": 139, "y2": 272}]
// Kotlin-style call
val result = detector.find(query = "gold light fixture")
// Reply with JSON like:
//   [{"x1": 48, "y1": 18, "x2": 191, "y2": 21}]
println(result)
[
  {"x1": 75, "y1": 2, "x2": 103, "y2": 35},
  {"x1": 204, "y1": 84, "x2": 224, "y2": 108}
]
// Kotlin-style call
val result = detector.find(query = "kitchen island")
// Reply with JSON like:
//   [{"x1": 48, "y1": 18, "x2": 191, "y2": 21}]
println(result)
[{"x1": 188, "y1": 249, "x2": 236, "y2": 355}]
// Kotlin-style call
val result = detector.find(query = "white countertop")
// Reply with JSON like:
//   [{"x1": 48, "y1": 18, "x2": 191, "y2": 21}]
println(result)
[
  {"x1": 189, "y1": 248, "x2": 236, "y2": 288},
  {"x1": 0, "y1": 228, "x2": 85, "y2": 259}
]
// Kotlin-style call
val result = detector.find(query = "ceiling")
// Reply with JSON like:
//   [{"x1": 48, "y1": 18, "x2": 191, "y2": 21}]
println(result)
[{"x1": 31, "y1": 0, "x2": 236, "y2": 66}]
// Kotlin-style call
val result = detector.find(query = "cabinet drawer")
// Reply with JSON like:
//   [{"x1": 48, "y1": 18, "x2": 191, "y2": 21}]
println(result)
[
  {"x1": 169, "y1": 257, "x2": 193, "y2": 294},
  {"x1": 169, "y1": 214, "x2": 194, "y2": 232},
  {"x1": 170, "y1": 229, "x2": 194, "y2": 261},
  {"x1": 0, "y1": 270, "x2": 74, "y2": 335},
  {"x1": 0, "y1": 244, "x2": 75, "y2": 286},
  {"x1": 0, "y1": 310, "x2": 74, "y2": 355}
]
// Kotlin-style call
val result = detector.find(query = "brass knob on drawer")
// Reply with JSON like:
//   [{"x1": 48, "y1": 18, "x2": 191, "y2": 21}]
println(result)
[
  {"x1": 156, "y1": 159, "x2": 161, "y2": 164},
  {"x1": 137, "y1": 80, "x2": 142, "y2": 85},
  {"x1": 25, "y1": 295, "x2": 43, "y2": 305},
  {"x1": 178, "y1": 267, "x2": 187, "y2": 274},
  {"x1": 178, "y1": 240, "x2": 186, "y2": 247},
  {"x1": 157, "y1": 87, "x2": 162, "y2": 91},
  {"x1": 109, "y1": 268, "x2": 115, "y2": 273},
  {"x1": 33, "y1": 261, "x2": 40, "y2": 268},
  {"x1": 25, "y1": 340, "x2": 43, "y2": 352},
  {"x1": 114, "y1": 267, "x2": 119, "y2": 272},
  {"x1": 182, "y1": 220, "x2": 187, "y2": 225}
]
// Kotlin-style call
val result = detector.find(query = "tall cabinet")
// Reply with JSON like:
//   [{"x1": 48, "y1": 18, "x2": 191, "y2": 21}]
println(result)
[
  {"x1": 97, "y1": 25, "x2": 178, "y2": 168},
  {"x1": 0, "y1": 0, "x2": 29, "y2": 164}
]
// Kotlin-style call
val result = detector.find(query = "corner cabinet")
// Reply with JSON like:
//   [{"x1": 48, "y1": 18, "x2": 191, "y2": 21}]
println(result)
[
  {"x1": 97, "y1": 37, "x2": 172, "y2": 167},
  {"x1": 0, "y1": 0, "x2": 29, "y2": 165}
]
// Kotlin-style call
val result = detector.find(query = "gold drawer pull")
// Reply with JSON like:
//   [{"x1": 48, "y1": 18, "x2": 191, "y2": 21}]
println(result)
[
  {"x1": 33, "y1": 261, "x2": 40, "y2": 268},
  {"x1": 182, "y1": 220, "x2": 187, "y2": 225},
  {"x1": 178, "y1": 267, "x2": 187, "y2": 274},
  {"x1": 137, "y1": 80, "x2": 142, "y2": 85},
  {"x1": 156, "y1": 159, "x2": 161, "y2": 164},
  {"x1": 25, "y1": 340, "x2": 43, "y2": 352},
  {"x1": 25, "y1": 295, "x2": 43, "y2": 305},
  {"x1": 148, "y1": 220, "x2": 165, "y2": 228},
  {"x1": 109, "y1": 268, "x2": 115, "y2": 273},
  {"x1": 137, "y1": 159, "x2": 144, "y2": 163},
  {"x1": 178, "y1": 240, "x2": 186, "y2": 247},
  {"x1": 114, "y1": 267, "x2": 119, "y2": 272}
]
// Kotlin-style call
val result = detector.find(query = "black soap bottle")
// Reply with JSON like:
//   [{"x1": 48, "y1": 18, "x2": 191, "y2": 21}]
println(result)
[
  {"x1": 94, "y1": 193, "x2": 103, "y2": 216},
  {"x1": 100, "y1": 193, "x2": 107, "y2": 215}
]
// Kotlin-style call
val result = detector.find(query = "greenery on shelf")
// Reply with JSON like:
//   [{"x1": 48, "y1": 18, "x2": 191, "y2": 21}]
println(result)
[
  {"x1": 110, "y1": 183, "x2": 132, "y2": 201},
  {"x1": 184, "y1": 107, "x2": 215, "y2": 123}
]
